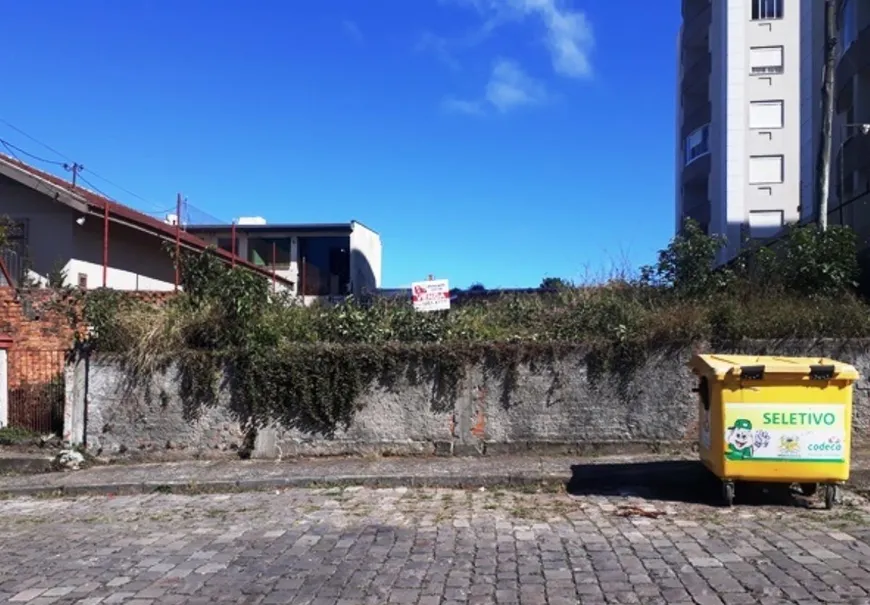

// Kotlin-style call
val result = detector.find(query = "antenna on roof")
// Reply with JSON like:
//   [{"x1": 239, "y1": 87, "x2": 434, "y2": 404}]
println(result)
[{"x1": 63, "y1": 162, "x2": 83, "y2": 188}]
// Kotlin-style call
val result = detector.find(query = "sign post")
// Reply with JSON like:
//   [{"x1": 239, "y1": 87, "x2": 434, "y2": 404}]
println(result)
[{"x1": 411, "y1": 278, "x2": 450, "y2": 312}]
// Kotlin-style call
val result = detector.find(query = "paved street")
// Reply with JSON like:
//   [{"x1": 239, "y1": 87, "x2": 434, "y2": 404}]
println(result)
[{"x1": 2, "y1": 487, "x2": 870, "y2": 605}]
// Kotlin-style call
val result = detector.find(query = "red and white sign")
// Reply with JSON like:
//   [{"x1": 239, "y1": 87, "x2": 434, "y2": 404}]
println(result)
[{"x1": 411, "y1": 279, "x2": 450, "y2": 312}]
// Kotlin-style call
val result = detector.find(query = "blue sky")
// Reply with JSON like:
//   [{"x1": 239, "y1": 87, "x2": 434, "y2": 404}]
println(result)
[{"x1": 0, "y1": 0, "x2": 680, "y2": 289}]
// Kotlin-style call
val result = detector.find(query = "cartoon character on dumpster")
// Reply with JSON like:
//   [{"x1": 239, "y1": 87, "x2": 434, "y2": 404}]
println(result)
[{"x1": 725, "y1": 418, "x2": 756, "y2": 460}]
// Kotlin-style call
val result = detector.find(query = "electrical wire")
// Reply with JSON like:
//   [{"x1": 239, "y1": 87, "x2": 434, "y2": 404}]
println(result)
[
  {"x1": 75, "y1": 173, "x2": 116, "y2": 202},
  {"x1": 0, "y1": 117, "x2": 175, "y2": 214},
  {"x1": 0, "y1": 140, "x2": 22, "y2": 161},
  {"x1": 0, "y1": 117, "x2": 72, "y2": 162},
  {"x1": 0, "y1": 138, "x2": 64, "y2": 166}
]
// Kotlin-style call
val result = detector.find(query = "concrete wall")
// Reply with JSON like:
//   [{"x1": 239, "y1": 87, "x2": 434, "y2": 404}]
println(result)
[{"x1": 64, "y1": 341, "x2": 870, "y2": 460}]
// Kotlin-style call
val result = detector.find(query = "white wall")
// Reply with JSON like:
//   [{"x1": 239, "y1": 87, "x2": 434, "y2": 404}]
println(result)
[
  {"x1": 71, "y1": 214, "x2": 176, "y2": 291},
  {"x1": 710, "y1": 0, "x2": 728, "y2": 259},
  {"x1": 350, "y1": 221, "x2": 382, "y2": 295},
  {"x1": 712, "y1": 0, "x2": 806, "y2": 261},
  {"x1": 800, "y1": 0, "x2": 823, "y2": 220}
]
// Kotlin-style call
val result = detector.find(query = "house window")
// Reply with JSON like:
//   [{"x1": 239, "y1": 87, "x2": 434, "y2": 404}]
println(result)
[
  {"x1": 748, "y1": 210, "x2": 784, "y2": 238},
  {"x1": 77, "y1": 273, "x2": 88, "y2": 290},
  {"x1": 752, "y1": 0, "x2": 783, "y2": 21},
  {"x1": 684, "y1": 124, "x2": 710, "y2": 166},
  {"x1": 749, "y1": 46, "x2": 784, "y2": 75},
  {"x1": 216, "y1": 237, "x2": 235, "y2": 255},
  {"x1": 749, "y1": 155, "x2": 784, "y2": 184},
  {"x1": 298, "y1": 236, "x2": 351, "y2": 296},
  {"x1": 247, "y1": 237, "x2": 291, "y2": 270},
  {"x1": 749, "y1": 100, "x2": 784, "y2": 129}
]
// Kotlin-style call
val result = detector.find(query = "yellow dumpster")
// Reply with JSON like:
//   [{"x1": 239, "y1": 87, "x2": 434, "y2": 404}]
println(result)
[{"x1": 689, "y1": 354, "x2": 859, "y2": 508}]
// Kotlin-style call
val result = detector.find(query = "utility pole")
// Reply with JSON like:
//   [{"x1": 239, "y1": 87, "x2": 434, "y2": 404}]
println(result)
[
  {"x1": 174, "y1": 193, "x2": 182, "y2": 292},
  {"x1": 816, "y1": 0, "x2": 837, "y2": 231},
  {"x1": 64, "y1": 162, "x2": 83, "y2": 188}
]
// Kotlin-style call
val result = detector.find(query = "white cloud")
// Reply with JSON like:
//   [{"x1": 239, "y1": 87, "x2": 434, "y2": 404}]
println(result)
[
  {"x1": 442, "y1": 97, "x2": 486, "y2": 115},
  {"x1": 486, "y1": 59, "x2": 548, "y2": 111},
  {"x1": 439, "y1": 0, "x2": 594, "y2": 78},
  {"x1": 416, "y1": 32, "x2": 462, "y2": 70},
  {"x1": 342, "y1": 20, "x2": 364, "y2": 45},
  {"x1": 443, "y1": 59, "x2": 548, "y2": 116}
]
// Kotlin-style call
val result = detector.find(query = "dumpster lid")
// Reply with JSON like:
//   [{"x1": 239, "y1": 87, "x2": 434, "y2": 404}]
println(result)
[{"x1": 689, "y1": 354, "x2": 860, "y2": 381}]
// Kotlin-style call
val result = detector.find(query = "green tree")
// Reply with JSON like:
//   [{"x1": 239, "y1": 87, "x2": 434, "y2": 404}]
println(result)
[
  {"x1": 540, "y1": 277, "x2": 571, "y2": 290},
  {"x1": 640, "y1": 218, "x2": 731, "y2": 298},
  {"x1": 777, "y1": 225, "x2": 858, "y2": 296}
]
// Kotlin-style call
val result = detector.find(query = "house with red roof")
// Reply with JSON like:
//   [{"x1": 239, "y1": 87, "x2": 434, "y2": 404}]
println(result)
[{"x1": 0, "y1": 152, "x2": 293, "y2": 292}]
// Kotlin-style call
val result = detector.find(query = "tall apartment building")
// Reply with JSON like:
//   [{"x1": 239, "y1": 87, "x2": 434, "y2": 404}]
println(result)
[
  {"x1": 833, "y1": 0, "x2": 870, "y2": 237},
  {"x1": 676, "y1": 0, "x2": 823, "y2": 262}
]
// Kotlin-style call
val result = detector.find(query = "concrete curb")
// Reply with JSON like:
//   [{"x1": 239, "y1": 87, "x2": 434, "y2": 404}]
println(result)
[
  {"x1": 0, "y1": 472, "x2": 575, "y2": 498},
  {"x1": 4, "y1": 464, "x2": 870, "y2": 500},
  {"x1": 0, "y1": 456, "x2": 53, "y2": 475}
]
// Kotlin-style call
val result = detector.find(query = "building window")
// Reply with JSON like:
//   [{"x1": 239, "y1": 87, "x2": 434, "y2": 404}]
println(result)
[
  {"x1": 217, "y1": 237, "x2": 235, "y2": 255},
  {"x1": 748, "y1": 210, "x2": 784, "y2": 238},
  {"x1": 684, "y1": 124, "x2": 710, "y2": 166},
  {"x1": 298, "y1": 236, "x2": 351, "y2": 296},
  {"x1": 749, "y1": 155, "x2": 784, "y2": 184},
  {"x1": 752, "y1": 0, "x2": 783, "y2": 21},
  {"x1": 77, "y1": 273, "x2": 88, "y2": 290},
  {"x1": 749, "y1": 100, "x2": 784, "y2": 129},
  {"x1": 247, "y1": 237, "x2": 291, "y2": 269},
  {"x1": 750, "y1": 46, "x2": 784, "y2": 75}
]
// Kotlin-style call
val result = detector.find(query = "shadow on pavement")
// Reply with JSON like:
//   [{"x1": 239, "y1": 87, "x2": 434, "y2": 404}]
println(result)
[{"x1": 565, "y1": 460, "x2": 815, "y2": 508}]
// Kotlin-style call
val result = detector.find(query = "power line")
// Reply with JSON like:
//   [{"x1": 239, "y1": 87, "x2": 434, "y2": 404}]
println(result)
[
  {"x1": 77, "y1": 173, "x2": 175, "y2": 217},
  {"x1": 0, "y1": 117, "x2": 175, "y2": 214},
  {"x1": 0, "y1": 137, "x2": 65, "y2": 166},
  {"x1": 0, "y1": 140, "x2": 22, "y2": 161},
  {"x1": 83, "y1": 167, "x2": 168, "y2": 210},
  {"x1": 0, "y1": 117, "x2": 72, "y2": 162},
  {"x1": 76, "y1": 173, "x2": 115, "y2": 201}
]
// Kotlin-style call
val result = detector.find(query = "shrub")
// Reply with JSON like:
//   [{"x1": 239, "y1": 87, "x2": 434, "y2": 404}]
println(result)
[
  {"x1": 639, "y1": 218, "x2": 732, "y2": 298},
  {"x1": 76, "y1": 224, "x2": 870, "y2": 435}
]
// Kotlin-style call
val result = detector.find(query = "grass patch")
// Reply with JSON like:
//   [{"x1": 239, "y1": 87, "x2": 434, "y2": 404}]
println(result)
[{"x1": 0, "y1": 426, "x2": 38, "y2": 446}]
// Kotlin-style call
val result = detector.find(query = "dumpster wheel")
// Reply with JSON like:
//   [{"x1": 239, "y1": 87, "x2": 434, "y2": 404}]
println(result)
[
  {"x1": 722, "y1": 481, "x2": 735, "y2": 507},
  {"x1": 800, "y1": 483, "x2": 818, "y2": 497},
  {"x1": 824, "y1": 484, "x2": 838, "y2": 510}
]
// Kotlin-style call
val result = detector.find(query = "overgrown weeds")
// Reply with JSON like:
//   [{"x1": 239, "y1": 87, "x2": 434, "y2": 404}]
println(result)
[{"x1": 62, "y1": 220, "x2": 869, "y2": 435}]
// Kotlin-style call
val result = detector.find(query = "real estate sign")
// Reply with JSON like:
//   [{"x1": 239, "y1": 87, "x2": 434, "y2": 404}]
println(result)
[{"x1": 411, "y1": 279, "x2": 450, "y2": 312}]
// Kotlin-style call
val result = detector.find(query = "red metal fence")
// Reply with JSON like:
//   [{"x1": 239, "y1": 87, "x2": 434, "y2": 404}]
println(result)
[{"x1": 7, "y1": 349, "x2": 67, "y2": 435}]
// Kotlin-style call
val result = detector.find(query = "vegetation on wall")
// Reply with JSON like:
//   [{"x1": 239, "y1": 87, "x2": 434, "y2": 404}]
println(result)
[{"x1": 72, "y1": 220, "x2": 867, "y2": 437}]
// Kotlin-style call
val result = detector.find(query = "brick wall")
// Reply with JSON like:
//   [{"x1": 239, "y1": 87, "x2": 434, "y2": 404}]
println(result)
[
  {"x1": 0, "y1": 287, "x2": 76, "y2": 381},
  {"x1": 0, "y1": 287, "x2": 178, "y2": 432}
]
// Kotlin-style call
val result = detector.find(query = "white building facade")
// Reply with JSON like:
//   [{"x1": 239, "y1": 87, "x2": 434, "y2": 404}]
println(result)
[{"x1": 677, "y1": 0, "x2": 824, "y2": 262}]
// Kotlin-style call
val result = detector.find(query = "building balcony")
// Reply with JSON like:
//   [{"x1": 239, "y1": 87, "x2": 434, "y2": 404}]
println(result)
[
  {"x1": 838, "y1": 130, "x2": 870, "y2": 179},
  {"x1": 681, "y1": 101, "x2": 711, "y2": 140},
  {"x1": 681, "y1": 52, "x2": 710, "y2": 97},
  {"x1": 836, "y1": 24, "x2": 870, "y2": 105},
  {"x1": 681, "y1": 0, "x2": 710, "y2": 22},
  {"x1": 682, "y1": 198, "x2": 711, "y2": 230},
  {"x1": 682, "y1": 150, "x2": 711, "y2": 186},
  {"x1": 681, "y1": 1, "x2": 710, "y2": 49}
]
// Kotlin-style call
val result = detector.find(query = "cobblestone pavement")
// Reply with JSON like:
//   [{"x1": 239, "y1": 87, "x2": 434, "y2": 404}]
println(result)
[{"x1": 2, "y1": 487, "x2": 870, "y2": 605}]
